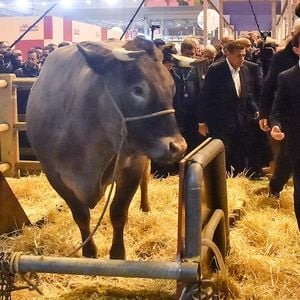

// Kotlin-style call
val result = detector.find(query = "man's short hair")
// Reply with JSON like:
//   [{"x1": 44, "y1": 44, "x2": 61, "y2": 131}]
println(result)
[
  {"x1": 236, "y1": 37, "x2": 252, "y2": 48},
  {"x1": 0, "y1": 41, "x2": 9, "y2": 46},
  {"x1": 224, "y1": 40, "x2": 245, "y2": 53},
  {"x1": 27, "y1": 48, "x2": 38, "y2": 56},
  {"x1": 291, "y1": 31, "x2": 300, "y2": 48},
  {"x1": 221, "y1": 35, "x2": 234, "y2": 45},
  {"x1": 153, "y1": 38, "x2": 165, "y2": 48},
  {"x1": 203, "y1": 44, "x2": 217, "y2": 56},
  {"x1": 180, "y1": 38, "x2": 196, "y2": 53}
]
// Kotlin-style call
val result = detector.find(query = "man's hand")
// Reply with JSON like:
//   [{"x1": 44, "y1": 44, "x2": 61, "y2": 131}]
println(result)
[
  {"x1": 271, "y1": 125, "x2": 285, "y2": 141},
  {"x1": 259, "y1": 118, "x2": 270, "y2": 132},
  {"x1": 198, "y1": 123, "x2": 209, "y2": 136}
]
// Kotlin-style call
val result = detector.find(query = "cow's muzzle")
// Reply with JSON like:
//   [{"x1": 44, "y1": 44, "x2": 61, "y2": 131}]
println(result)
[{"x1": 169, "y1": 137, "x2": 187, "y2": 161}]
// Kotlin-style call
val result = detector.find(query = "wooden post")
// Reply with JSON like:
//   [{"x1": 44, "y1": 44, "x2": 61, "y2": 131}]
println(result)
[
  {"x1": 203, "y1": 0, "x2": 208, "y2": 45},
  {"x1": 287, "y1": 0, "x2": 293, "y2": 34},
  {"x1": 271, "y1": 0, "x2": 276, "y2": 38},
  {"x1": 219, "y1": 0, "x2": 224, "y2": 40},
  {"x1": 0, "y1": 74, "x2": 19, "y2": 177}
]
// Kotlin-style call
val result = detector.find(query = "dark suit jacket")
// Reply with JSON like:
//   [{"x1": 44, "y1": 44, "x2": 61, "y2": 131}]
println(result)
[
  {"x1": 243, "y1": 60, "x2": 263, "y2": 104},
  {"x1": 211, "y1": 57, "x2": 262, "y2": 104},
  {"x1": 199, "y1": 59, "x2": 257, "y2": 139},
  {"x1": 259, "y1": 41, "x2": 299, "y2": 119},
  {"x1": 270, "y1": 64, "x2": 300, "y2": 174}
]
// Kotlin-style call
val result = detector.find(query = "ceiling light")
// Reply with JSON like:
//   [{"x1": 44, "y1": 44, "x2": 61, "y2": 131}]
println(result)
[
  {"x1": 60, "y1": 0, "x2": 74, "y2": 8},
  {"x1": 106, "y1": 0, "x2": 118, "y2": 5},
  {"x1": 15, "y1": 0, "x2": 30, "y2": 8}
]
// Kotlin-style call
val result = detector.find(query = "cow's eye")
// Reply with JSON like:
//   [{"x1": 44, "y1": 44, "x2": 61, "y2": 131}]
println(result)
[{"x1": 132, "y1": 86, "x2": 144, "y2": 96}]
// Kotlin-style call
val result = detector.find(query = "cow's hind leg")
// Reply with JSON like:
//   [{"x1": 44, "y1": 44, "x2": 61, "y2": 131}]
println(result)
[
  {"x1": 109, "y1": 155, "x2": 147, "y2": 259},
  {"x1": 45, "y1": 171, "x2": 98, "y2": 258}
]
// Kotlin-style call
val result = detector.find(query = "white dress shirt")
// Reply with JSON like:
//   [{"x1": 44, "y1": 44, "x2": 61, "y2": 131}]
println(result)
[{"x1": 226, "y1": 58, "x2": 241, "y2": 97}]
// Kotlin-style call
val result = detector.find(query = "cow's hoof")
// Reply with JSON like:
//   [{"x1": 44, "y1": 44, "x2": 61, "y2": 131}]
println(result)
[
  {"x1": 83, "y1": 244, "x2": 98, "y2": 258},
  {"x1": 140, "y1": 205, "x2": 151, "y2": 213},
  {"x1": 109, "y1": 249, "x2": 125, "y2": 260}
]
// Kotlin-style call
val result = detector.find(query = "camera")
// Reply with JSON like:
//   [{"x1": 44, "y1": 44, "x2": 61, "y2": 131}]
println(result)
[
  {"x1": 260, "y1": 31, "x2": 271, "y2": 41},
  {"x1": 150, "y1": 24, "x2": 160, "y2": 30}
]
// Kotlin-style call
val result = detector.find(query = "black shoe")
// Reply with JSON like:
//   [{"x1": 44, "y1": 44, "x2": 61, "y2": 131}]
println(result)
[
  {"x1": 268, "y1": 191, "x2": 280, "y2": 199},
  {"x1": 247, "y1": 170, "x2": 265, "y2": 180}
]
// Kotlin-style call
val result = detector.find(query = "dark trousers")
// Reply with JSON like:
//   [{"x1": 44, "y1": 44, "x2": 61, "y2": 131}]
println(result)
[
  {"x1": 222, "y1": 131, "x2": 247, "y2": 176},
  {"x1": 246, "y1": 121, "x2": 272, "y2": 175},
  {"x1": 269, "y1": 140, "x2": 292, "y2": 194},
  {"x1": 292, "y1": 175, "x2": 300, "y2": 231}
]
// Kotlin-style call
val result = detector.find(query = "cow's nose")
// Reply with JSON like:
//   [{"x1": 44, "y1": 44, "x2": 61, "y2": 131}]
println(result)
[{"x1": 169, "y1": 138, "x2": 187, "y2": 159}]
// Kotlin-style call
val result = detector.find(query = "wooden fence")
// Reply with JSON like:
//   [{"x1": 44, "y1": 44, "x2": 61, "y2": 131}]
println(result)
[{"x1": 0, "y1": 74, "x2": 41, "y2": 177}]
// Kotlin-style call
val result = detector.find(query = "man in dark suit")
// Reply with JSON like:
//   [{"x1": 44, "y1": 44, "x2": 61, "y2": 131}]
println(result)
[
  {"x1": 237, "y1": 38, "x2": 271, "y2": 178},
  {"x1": 269, "y1": 31, "x2": 300, "y2": 230},
  {"x1": 259, "y1": 19, "x2": 300, "y2": 197},
  {"x1": 199, "y1": 41, "x2": 257, "y2": 175}
]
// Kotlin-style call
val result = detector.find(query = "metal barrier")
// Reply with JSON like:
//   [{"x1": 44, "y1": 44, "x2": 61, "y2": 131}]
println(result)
[
  {"x1": 0, "y1": 74, "x2": 40, "y2": 177},
  {"x1": 177, "y1": 138, "x2": 228, "y2": 297},
  {"x1": 0, "y1": 138, "x2": 228, "y2": 299}
]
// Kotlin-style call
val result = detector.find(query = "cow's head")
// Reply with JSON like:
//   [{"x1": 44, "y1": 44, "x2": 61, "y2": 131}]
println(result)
[{"x1": 77, "y1": 37, "x2": 187, "y2": 163}]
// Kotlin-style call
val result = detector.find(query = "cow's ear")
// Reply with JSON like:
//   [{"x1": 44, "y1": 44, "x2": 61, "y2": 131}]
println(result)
[
  {"x1": 77, "y1": 42, "x2": 114, "y2": 73},
  {"x1": 77, "y1": 42, "x2": 145, "y2": 73}
]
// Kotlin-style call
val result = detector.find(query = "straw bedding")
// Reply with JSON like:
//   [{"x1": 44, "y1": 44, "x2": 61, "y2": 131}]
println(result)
[{"x1": 1, "y1": 174, "x2": 299, "y2": 299}]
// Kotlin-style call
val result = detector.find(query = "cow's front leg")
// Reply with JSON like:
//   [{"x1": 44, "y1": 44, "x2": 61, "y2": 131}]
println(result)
[
  {"x1": 109, "y1": 155, "x2": 147, "y2": 259},
  {"x1": 45, "y1": 171, "x2": 98, "y2": 258},
  {"x1": 140, "y1": 158, "x2": 151, "y2": 212},
  {"x1": 69, "y1": 205, "x2": 98, "y2": 258}
]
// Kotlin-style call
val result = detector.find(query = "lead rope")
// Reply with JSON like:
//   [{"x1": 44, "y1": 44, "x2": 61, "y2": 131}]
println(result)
[{"x1": 67, "y1": 84, "x2": 175, "y2": 257}]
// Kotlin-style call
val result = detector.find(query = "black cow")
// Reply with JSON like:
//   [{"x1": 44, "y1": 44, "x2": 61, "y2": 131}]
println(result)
[{"x1": 26, "y1": 37, "x2": 187, "y2": 259}]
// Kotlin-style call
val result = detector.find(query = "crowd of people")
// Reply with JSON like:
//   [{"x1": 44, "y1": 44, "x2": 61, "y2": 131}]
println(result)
[
  {"x1": 0, "y1": 41, "x2": 70, "y2": 77},
  {"x1": 0, "y1": 22, "x2": 299, "y2": 230},
  {"x1": 153, "y1": 18, "x2": 300, "y2": 230}
]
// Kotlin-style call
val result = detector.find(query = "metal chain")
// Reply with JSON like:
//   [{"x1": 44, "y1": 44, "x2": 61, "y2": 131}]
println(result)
[
  {"x1": 0, "y1": 253, "x2": 15, "y2": 300},
  {"x1": 0, "y1": 252, "x2": 43, "y2": 299}
]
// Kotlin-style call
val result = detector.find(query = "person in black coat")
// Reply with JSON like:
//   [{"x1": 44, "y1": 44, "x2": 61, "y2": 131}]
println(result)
[
  {"x1": 269, "y1": 31, "x2": 300, "y2": 230},
  {"x1": 0, "y1": 41, "x2": 14, "y2": 73},
  {"x1": 259, "y1": 19, "x2": 300, "y2": 197},
  {"x1": 199, "y1": 41, "x2": 258, "y2": 175},
  {"x1": 171, "y1": 38, "x2": 205, "y2": 153},
  {"x1": 237, "y1": 38, "x2": 271, "y2": 178}
]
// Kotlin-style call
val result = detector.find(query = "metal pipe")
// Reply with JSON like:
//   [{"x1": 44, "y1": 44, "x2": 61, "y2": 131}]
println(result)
[
  {"x1": 201, "y1": 209, "x2": 226, "y2": 259},
  {"x1": 184, "y1": 139, "x2": 228, "y2": 260},
  {"x1": 185, "y1": 163, "x2": 203, "y2": 258},
  {"x1": 10, "y1": 255, "x2": 199, "y2": 281},
  {"x1": 191, "y1": 139, "x2": 224, "y2": 169}
]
